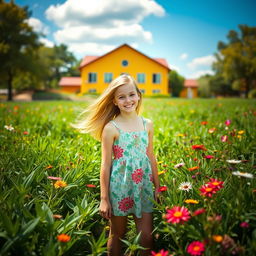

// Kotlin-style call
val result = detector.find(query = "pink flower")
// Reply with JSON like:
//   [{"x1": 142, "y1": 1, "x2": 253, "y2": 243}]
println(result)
[
  {"x1": 47, "y1": 176, "x2": 62, "y2": 180},
  {"x1": 193, "y1": 208, "x2": 206, "y2": 216},
  {"x1": 199, "y1": 184, "x2": 217, "y2": 197},
  {"x1": 207, "y1": 178, "x2": 224, "y2": 190},
  {"x1": 225, "y1": 120, "x2": 231, "y2": 126},
  {"x1": 113, "y1": 145, "x2": 124, "y2": 159},
  {"x1": 131, "y1": 168, "x2": 144, "y2": 184},
  {"x1": 221, "y1": 135, "x2": 228, "y2": 142},
  {"x1": 151, "y1": 249, "x2": 170, "y2": 256},
  {"x1": 240, "y1": 222, "x2": 249, "y2": 228},
  {"x1": 204, "y1": 155, "x2": 214, "y2": 159},
  {"x1": 164, "y1": 206, "x2": 190, "y2": 224},
  {"x1": 187, "y1": 241, "x2": 205, "y2": 256},
  {"x1": 118, "y1": 197, "x2": 134, "y2": 212}
]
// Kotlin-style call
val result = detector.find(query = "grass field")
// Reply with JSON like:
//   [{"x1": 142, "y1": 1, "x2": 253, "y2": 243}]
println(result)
[{"x1": 0, "y1": 98, "x2": 256, "y2": 256}]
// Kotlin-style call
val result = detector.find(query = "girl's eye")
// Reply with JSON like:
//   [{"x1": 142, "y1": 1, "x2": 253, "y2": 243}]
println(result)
[
  {"x1": 119, "y1": 96, "x2": 124, "y2": 99},
  {"x1": 130, "y1": 94, "x2": 135, "y2": 96}
]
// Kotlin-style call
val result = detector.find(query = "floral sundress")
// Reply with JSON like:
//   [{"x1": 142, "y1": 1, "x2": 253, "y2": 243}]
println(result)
[{"x1": 109, "y1": 117, "x2": 154, "y2": 218}]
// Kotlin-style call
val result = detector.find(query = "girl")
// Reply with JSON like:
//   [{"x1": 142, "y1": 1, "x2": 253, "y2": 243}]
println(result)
[{"x1": 74, "y1": 74, "x2": 160, "y2": 256}]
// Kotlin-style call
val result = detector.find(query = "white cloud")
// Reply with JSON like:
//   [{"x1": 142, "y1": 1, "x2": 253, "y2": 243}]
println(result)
[
  {"x1": 39, "y1": 38, "x2": 54, "y2": 48},
  {"x1": 189, "y1": 70, "x2": 214, "y2": 79},
  {"x1": 187, "y1": 55, "x2": 216, "y2": 70},
  {"x1": 27, "y1": 17, "x2": 49, "y2": 35},
  {"x1": 180, "y1": 53, "x2": 188, "y2": 60},
  {"x1": 169, "y1": 64, "x2": 180, "y2": 73},
  {"x1": 45, "y1": 0, "x2": 165, "y2": 56}
]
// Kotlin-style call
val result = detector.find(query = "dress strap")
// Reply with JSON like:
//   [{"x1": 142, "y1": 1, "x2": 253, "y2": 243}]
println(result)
[
  {"x1": 141, "y1": 117, "x2": 147, "y2": 130},
  {"x1": 111, "y1": 120, "x2": 121, "y2": 131}
]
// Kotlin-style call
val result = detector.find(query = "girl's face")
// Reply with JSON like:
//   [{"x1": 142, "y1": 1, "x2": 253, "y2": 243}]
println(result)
[{"x1": 113, "y1": 83, "x2": 140, "y2": 113}]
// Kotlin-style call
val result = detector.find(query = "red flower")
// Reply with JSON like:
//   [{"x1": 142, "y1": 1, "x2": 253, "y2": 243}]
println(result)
[
  {"x1": 204, "y1": 155, "x2": 214, "y2": 159},
  {"x1": 164, "y1": 206, "x2": 190, "y2": 224},
  {"x1": 192, "y1": 145, "x2": 207, "y2": 151},
  {"x1": 225, "y1": 119, "x2": 231, "y2": 126},
  {"x1": 193, "y1": 208, "x2": 206, "y2": 216},
  {"x1": 57, "y1": 234, "x2": 71, "y2": 242},
  {"x1": 118, "y1": 197, "x2": 134, "y2": 212},
  {"x1": 240, "y1": 222, "x2": 249, "y2": 228},
  {"x1": 113, "y1": 145, "x2": 124, "y2": 159},
  {"x1": 151, "y1": 249, "x2": 170, "y2": 256},
  {"x1": 207, "y1": 178, "x2": 224, "y2": 190},
  {"x1": 201, "y1": 121, "x2": 208, "y2": 125},
  {"x1": 157, "y1": 186, "x2": 167, "y2": 192},
  {"x1": 23, "y1": 131, "x2": 29, "y2": 135},
  {"x1": 86, "y1": 184, "x2": 96, "y2": 188},
  {"x1": 187, "y1": 241, "x2": 205, "y2": 256},
  {"x1": 199, "y1": 184, "x2": 217, "y2": 197},
  {"x1": 188, "y1": 166, "x2": 199, "y2": 171},
  {"x1": 131, "y1": 168, "x2": 144, "y2": 184}
]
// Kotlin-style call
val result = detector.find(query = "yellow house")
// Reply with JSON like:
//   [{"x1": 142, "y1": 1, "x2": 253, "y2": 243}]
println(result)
[
  {"x1": 180, "y1": 79, "x2": 198, "y2": 98},
  {"x1": 79, "y1": 44, "x2": 170, "y2": 96}
]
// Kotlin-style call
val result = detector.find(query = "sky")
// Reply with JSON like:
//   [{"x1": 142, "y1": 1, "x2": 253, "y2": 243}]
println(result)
[{"x1": 14, "y1": 0, "x2": 256, "y2": 79}]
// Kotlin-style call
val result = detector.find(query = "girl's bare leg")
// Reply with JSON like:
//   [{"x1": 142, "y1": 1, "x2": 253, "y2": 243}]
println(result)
[
  {"x1": 107, "y1": 215, "x2": 128, "y2": 256},
  {"x1": 133, "y1": 212, "x2": 153, "y2": 256}
]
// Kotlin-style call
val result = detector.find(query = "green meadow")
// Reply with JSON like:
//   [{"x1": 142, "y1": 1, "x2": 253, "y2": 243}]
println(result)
[{"x1": 0, "y1": 98, "x2": 256, "y2": 256}]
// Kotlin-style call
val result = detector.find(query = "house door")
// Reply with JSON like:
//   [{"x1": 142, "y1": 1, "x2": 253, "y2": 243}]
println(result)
[{"x1": 187, "y1": 88, "x2": 193, "y2": 98}]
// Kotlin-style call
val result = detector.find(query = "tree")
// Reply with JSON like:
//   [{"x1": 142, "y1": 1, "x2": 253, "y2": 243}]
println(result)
[
  {"x1": 197, "y1": 75, "x2": 212, "y2": 98},
  {"x1": 0, "y1": 0, "x2": 41, "y2": 100},
  {"x1": 214, "y1": 25, "x2": 256, "y2": 97},
  {"x1": 169, "y1": 70, "x2": 185, "y2": 97}
]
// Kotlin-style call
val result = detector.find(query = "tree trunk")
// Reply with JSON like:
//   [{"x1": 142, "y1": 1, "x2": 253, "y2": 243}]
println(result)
[{"x1": 7, "y1": 70, "x2": 13, "y2": 101}]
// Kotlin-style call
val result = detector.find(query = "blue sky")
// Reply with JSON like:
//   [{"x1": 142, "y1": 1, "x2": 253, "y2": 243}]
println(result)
[{"x1": 15, "y1": 0, "x2": 256, "y2": 78}]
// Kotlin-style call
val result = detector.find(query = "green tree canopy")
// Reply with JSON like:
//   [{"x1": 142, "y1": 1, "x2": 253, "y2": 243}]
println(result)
[
  {"x1": 214, "y1": 25, "x2": 256, "y2": 97},
  {"x1": 0, "y1": 0, "x2": 41, "y2": 100},
  {"x1": 169, "y1": 70, "x2": 185, "y2": 97}
]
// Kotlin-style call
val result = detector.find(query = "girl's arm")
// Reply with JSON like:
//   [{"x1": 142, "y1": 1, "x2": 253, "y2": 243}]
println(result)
[
  {"x1": 146, "y1": 119, "x2": 160, "y2": 192},
  {"x1": 99, "y1": 123, "x2": 116, "y2": 219}
]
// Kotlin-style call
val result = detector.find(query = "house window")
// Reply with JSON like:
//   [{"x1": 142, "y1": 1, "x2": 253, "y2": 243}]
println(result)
[
  {"x1": 137, "y1": 73, "x2": 145, "y2": 83},
  {"x1": 104, "y1": 73, "x2": 113, "y2": 83},
  {"x1": 152, "y1": 73, "x2": 161, "y2": 84},
  {"x1": 152, "y1": 89, "x2": 161, "y2": 94},
  {"x1": 88, "y1": 72, "x2": 97, "y2": 83},
  {"x1": 122, "y1": 60, "x2": 129, "y2": 67},
  {"x1": 140, "y1": 89, "x2": 145, "y2": 94},
  {"x1": 89, "y1": 89, "x2": 96, "y2": 93}
]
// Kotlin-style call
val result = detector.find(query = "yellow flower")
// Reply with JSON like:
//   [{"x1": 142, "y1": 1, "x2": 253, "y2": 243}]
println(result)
[
  {"x1": 54, "y1": 180, "x2": 67, "y2": 188},
  {"x1": 177, "y1": 133, "x2": 185, "y2": 137},
  {"x1": 158, "y1": 170, "x2": 167, "y2": 175},
  {"x1": 157, "y1": 161, "x2": 163, "y2": 164},
  {"x1": 238, "y1": 130, "x2": 245, "y2": 135},
  {"x1": 105, "y1": 225, "x2": 110, "y2": 230},
  {"x1": 237, "y1": 135, "x2": 242, "y2": 139},
  {"x1": 212, "y1": 235, "x2": 223, "y2": 243},
  {"x1": 190, "y1": 110, "x2": 195, "y2": 113},
  {"x1": 185, "y1": 199, "x2": 199, "y2": 204}
]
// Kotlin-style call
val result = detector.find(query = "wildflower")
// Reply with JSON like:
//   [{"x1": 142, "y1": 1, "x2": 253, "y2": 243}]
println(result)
[
  {"x1": 187, "y1": 241, "x2": 205, "y2": 256},
  {"x1": 164, "y1": 206, "x2": 190, "y2": 224},
  {"x1": 221, "y1": 135, "x2": 228, "y2": 142},
  {"x1": 199, "y1": 184, "x2": 217, "y2": 197},
  {"x1": 204, "y1": 155, "x2": 214, "y2": 159},
  {"x1": 151, "y1": 249, "x2": 170, "y2": 256},
  {"x1": 188, "y1": 166, "x2": 199, "y2": 171},
  {"x1": 185, "y1": 199, "x2": 199, "y2": 204},
  {"x1": 212, "y1": 235, "x2": 223, "y2": 243},
  {"x1": 157, "y1": 186, "x2": 168, "y2": 192},
  {"x1": 47, "y1": 176, "x2": 62, "y2": 181},
  {"x1": 4, "y1": 125, "x2": 14, "y2": 131},
  {"x1": 177, "y1": 133, "x2": 185, "y2": 137},
  {"x1": 207, "y1": 215, "x2": 222, "y2": 222},
  {"x1": 226, "y1": 159, "x2": 241, "y2": 164},
  {"x1": 46, "y1": 165, "x2": 53, "y2": 169},
  {"x1": 207, "y1": 178, "x2": 224, "y2": 190},
  {"x1": 57, "y1": 234, "x2": 71, "y2": 242},
  {"x1": 53, "y1": 214, "x2": 63, "y2": 219},
  {"x1": 54, "y1": 180, "x2": 67, "y2": 188},
  {"x1": 240, "y1": 222, "x2": 249, "y2": 228},
  {"x1": 208, "y1": 128, "x2": 216, "y2": 133},
  {"x1": 86, "y1": 184, "x2": 96, "y2": 188},
  {"x1": 23, "y1": 131, "x2": 29, "y2": 135},
  {"x1": 193, "y1": 208, "x2": 206, "y2": 216},
  {"x1": 179, "y1": 182, "x2": 192, "y2": 191},
  {"x1": 225, "y1": 120, "x2": 231, "y2": 126},
  {"x1": 201, "y1": 121, "x2": 208, "y2": 125},
  {"x1": 174, "y1": 162, "x2": 185, "y2": 168},
  {"x1": 232, "y1": 171, "x2": 253, "y2": 179},
  {"x1": 192, "y1": 145, "x2": 207, "y2": 151},
  {"x1": 158, "y1": 170, "x2": 167, "y2": 175},
  {"x1": 238, "y1": 130, "x2": 245, "y2": 135}
]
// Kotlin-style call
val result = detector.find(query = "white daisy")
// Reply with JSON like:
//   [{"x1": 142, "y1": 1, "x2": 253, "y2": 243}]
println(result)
[
  {"x1": 232, "y1": 171, "x2": 253, "y2": 179},
  {"x1": 178, "y1": 182, "x2": 192, "y2": 191},
  {"x1": 226, "y1": 159, "x2": 242, "y2": 164},
  {"x1": 174, "y1": 163, "x2": 185, "y2": 168},
  {"x1": 4, "y1": 125, "x2": 14, "y2": 131}
]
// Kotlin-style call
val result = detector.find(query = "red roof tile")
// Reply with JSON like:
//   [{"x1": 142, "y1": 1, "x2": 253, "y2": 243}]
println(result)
[
  {"x1": 59, "y1": 77, "x2": 81, "y2": 86},
  {"x1": 153, "y1": 58, "x2": 169, "y2": 69},
  {"x1": 184, "y1": 79, "x2": 198, "y2": 88}
]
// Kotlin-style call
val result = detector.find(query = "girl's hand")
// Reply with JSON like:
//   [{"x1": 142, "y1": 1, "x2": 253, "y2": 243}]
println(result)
[{"x1": 99, "y1": 199, "x2": 112, "y2": 219}]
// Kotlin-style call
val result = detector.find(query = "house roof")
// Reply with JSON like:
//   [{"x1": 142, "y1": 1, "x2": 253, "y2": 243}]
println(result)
[
  {"x1": 184, "y1": 79, "x2": 198, "y2": 88},
  {"x1": 59, "y1": 77, "x2": 81, "y2": 86},
  {"x1": 79, "y1": 43, "x2": 170, "y2": 70}
]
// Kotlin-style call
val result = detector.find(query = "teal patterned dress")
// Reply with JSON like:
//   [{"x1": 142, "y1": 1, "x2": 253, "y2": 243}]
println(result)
[{"x1": 109, "y1": 117, "x2": 154, "y2": 218}]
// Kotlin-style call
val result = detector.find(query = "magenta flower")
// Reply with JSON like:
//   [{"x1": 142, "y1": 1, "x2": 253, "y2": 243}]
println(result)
[
  {"x1": 221, "y1": 135, "x2": 228, "y2": 142},
  {"x1": 204, "y1": 155, "x2": 214, "y2": 159},
  {"x1": 225, "y1": 120, "x2": 231, "y2": 126},
  {"x1": 240, "y1": 222, "x2": 249, "y2": 228}
]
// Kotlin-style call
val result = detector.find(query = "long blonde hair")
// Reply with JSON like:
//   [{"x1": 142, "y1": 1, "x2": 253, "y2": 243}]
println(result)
[{"x1": 72, "y1": 74, "x2": 142, "y2": 141}]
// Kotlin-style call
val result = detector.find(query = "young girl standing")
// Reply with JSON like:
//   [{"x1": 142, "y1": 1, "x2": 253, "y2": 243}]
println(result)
[{"x1": 75, "y1": 74, "x2": 160, "y2": 256}]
